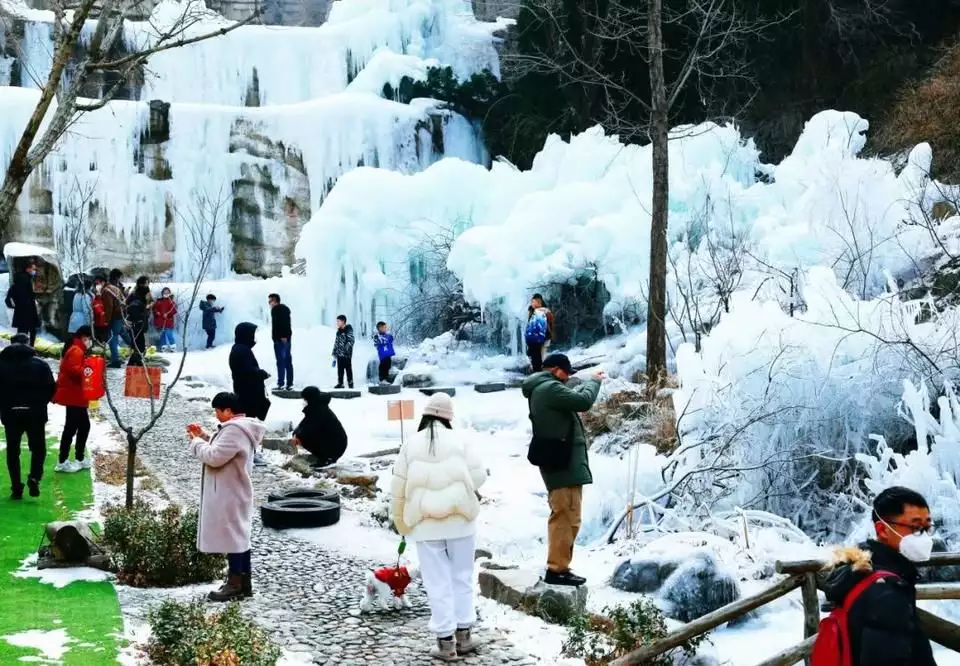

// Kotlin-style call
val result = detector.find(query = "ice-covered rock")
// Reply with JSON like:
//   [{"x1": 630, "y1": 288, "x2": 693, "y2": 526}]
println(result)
[
  {"x1": 611, "y1": 557, "x2": 680, "y2": 594},
  {"x1": 400, "y1": 372, "x2": 434, "y2": 388},
  {"x1": 659, "y1": 551, "x2": 740, "y2": 622}
]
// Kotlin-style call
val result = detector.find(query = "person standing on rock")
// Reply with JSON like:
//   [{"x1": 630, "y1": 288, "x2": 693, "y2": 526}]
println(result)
[
  {"x1": 199, "y1": 293, "x2": 223, "y2": 349},
  {"x1": 53, "y1": 326, "x2": 95, "y2": 474},
  {"x1": 186, "y1": 391, "x2": 265, "y2": 603},
  {"x1": 522, "y1": 353, "x2": 603, "y2": 587},
  {"x1": 5, "y1": 260, "x2": 41, "y2": 346},
  {"x1": 390, "y1": 393, "x2": 487, "y2": 660},
  {"x1": 0, "y1": 333, "x2": 56, "y2": 499},
  {"x1": 102, "y1": 269, "x2": 126, "y2": 368},
  {"x1": 291, "y1": 386, "x2": 348, "y2": 466},
  {"x1": 229, "y1": 322, "x2": 270, "y2": 467},
  {"x1": 373, "y1": 321, "x2": 395, "y2": 385},
  {"x1": 268, "y1": 293, "x2": 293, "y2": 391},
  {"x1": 524, "y1": 293, "x2": 554, "y2": 373},
  {"x1": 332, "y1": 314, "x2": 355, "y2": 389}
]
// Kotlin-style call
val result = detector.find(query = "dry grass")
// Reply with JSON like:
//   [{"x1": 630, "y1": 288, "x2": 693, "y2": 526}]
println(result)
[
  {"x1": 582, "y1": 390, "x2": 645, "y2": 438},
  {"x1": 875, "y1": 43, "x2": 960, "y2": 182},
  {"x1": 95, "y1": 452, "x2": 147, "y2": 486},
  {"x1": 648, "y1": 399, "x2": 678, "y2": 455}
]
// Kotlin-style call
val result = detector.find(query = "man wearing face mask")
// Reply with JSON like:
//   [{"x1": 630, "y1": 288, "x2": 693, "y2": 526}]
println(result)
[
  {"x1": 5, "y1": 260, "x2": 41, "y2": 346},
  {"x1": 822, "y1": 486, "x2": 937, "y2": 666}
]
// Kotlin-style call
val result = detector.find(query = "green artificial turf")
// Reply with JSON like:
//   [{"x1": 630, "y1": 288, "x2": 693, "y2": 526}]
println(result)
[{"x1": 0, "y1": 433, "x2": 123, "y2": 664}]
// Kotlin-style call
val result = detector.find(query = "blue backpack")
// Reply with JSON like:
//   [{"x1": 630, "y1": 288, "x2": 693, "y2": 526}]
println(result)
[{"x1": 525, "y1": 311, "x2": 548, "y2": 345}]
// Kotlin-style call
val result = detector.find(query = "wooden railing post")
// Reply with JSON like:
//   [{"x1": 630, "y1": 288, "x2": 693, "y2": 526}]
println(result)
[{"x1": 800, "y1": 572, "x2": 820, "y2": 666}]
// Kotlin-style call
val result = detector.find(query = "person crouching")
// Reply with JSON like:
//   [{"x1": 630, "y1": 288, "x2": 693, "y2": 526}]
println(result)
[
  {"x1": 390, "y1": 393, "x2": 487, "y2": 660},
  {"x1": 186, "y1": 391, "x2": 266, "y2": 602}
]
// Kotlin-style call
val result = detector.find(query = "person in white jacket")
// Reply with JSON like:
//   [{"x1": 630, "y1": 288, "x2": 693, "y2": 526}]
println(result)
[{"x1": 390, "y1": 392, "x2": 487, "y2": 661}]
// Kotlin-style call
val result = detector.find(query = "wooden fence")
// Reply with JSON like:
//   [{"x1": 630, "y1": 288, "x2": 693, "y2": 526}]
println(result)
[{"x1": 609, "y1": 552, "x2": 960, "y2": 665}]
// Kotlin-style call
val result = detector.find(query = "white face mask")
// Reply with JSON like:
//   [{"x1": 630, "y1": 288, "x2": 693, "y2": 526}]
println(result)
[
  {"x1": 880, "y1": 517, "x2": 935, "y2": 562},
  {"x1": 84, "y1": 339, "x2": 93, "y2": 350}
]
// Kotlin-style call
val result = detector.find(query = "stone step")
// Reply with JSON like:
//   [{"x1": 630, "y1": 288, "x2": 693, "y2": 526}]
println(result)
[
  {"x1": 474, "y1": 382, "x2": 506, "y2": 394},
  {"x1": 271, "y1": 388, "x2": 302, "y2": 399},
  {"x1": 328, "y1": 389, "x2": 362, "y2": 400},
  {"x1": 262, "y1": 436, "x2": 297, "y2": 455},
  {"x1": 478, "y1": 568, "x2": 587, "y2": 624},
  {"x1": 419, "y1": 387, "x2": 456, "y2": 397},
  {"x1": 368, "y1": 384, "x2": 401, "y2": 395}
]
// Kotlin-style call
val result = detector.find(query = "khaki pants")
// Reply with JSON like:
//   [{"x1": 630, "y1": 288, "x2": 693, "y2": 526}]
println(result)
[{"x1": 547, "y1": 486, "x2": 583, "y2": 572}]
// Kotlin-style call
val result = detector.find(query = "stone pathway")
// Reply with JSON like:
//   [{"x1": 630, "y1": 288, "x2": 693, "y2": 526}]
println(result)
[{"x1": 98, "y1": 368, "x2": 543, "y2": 665}]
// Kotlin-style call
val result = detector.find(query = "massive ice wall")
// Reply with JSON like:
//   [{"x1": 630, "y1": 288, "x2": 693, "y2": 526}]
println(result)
[{"x1": 0, "y1": 0, "x2": 506, "y2": 278}]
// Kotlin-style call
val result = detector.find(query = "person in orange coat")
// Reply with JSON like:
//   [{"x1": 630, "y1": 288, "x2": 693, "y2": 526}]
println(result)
[{"x1": 54, "y1": 326, "x2": 93, "y2": 473}]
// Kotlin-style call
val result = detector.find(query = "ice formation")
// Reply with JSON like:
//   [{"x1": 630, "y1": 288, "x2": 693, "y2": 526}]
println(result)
[{"x1": 0, "y1": 0, "x2": 505, "y2": 278}]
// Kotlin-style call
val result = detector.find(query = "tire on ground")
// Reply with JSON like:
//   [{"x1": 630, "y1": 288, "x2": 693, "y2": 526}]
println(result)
[
  {"x1": 260, "y1": 499, "x2": 340, "y2": 529},
  {"x1": 267, "y1": 488, "x2": 340, "y2": 505}
]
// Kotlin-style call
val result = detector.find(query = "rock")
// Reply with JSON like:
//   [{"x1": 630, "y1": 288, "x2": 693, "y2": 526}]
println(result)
[
  {"x1": 507, "y1": 376, "x2": 525, "y2": 388},
  {"x1": 480, "y1": 561, "x2": 519, "y2": 571},
  {"x1": 368, "y1": 384, "x2": 401, "y2": 395},
  {"x1": 337, "y1": 471, "x2": 378, "y2": 488},
  {"x1": 401, "y1": 373, "x2": 434, "y2": 388},
  {"x1": 356, "y1": 447, "x2": 400, "y2": 459},
  {"x1": 282, "y1": 455, "x2": 317, "y2": 477},
  {"x1": 366, "y1": 359, "x2": 379, "y2": 382},
  {"x1": 272, "y1": 388, "x2": 302, "y2": 399},
  {"x1": 474, "y1": 382, "x2": 506, "y2": 394},
  {"x1": 478, "y1": 568, "x2": 587, "y2": 624},
  {"x1": 392, "y1": 357, "x2": 408, "y2": 371},
  {"x1": 329, "y1": 389, "x2": 362, "y2": 400},
  {"x1": 659, "y1": 552, "x2": 740, "y2": 622},
  {"x1": 420, "y1": 387, "x2": 455, "y2": 397},
  {"x1": 474, "y1": 548, "x2": 493, "y2": 560},
  {"x1": 262, "y1": 437, "x2": 297, "y2": 455},
  {"x1": 264, "y1": 419, "x2": 294, "y2": 436},
  {"x1": 611, "y1": 558, "x2": 681, "y2": 594}
]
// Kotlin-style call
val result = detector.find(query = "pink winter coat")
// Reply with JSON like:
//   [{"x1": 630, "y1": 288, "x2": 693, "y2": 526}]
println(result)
[{"x1": 189, "y1": 416, "x2": 265, "y2": 554}]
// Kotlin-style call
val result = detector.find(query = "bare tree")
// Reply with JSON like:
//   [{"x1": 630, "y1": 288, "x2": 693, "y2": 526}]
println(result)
[
  {"x1": 0, "y1": 0, "x2": 258, "y2": 238},
  {"x1": 53, "y1": 176, "x2": 99, "y2": 277},
  {"x1": 101, "y1": 187, "x2": 229, "y2": 508}
]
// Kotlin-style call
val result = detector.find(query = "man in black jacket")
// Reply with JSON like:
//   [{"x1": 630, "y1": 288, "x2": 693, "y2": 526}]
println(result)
[
  {"x1": 0, "y1": 334, "x2": 56, "y2": 498},
  {"x1": 823, "y1": 486, "x2": 937, "y2": 666},
  {"x1": 5, "y1": 261, "x2": 41, "y2": 346},
  {"x1": 229, "y1": 322, "x2": 270, "y2": 466},
  {"x1": 292, "y1": 386, "x2": 347, "y2": 466},
  {"x1": 332, "y1": 314, "x2": 355, "y2": 389},
  {"x1": 268, "y1": 294, "x2": 293, "y2": 391}
]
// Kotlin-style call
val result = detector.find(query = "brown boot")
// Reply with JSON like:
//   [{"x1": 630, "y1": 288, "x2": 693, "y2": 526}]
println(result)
[
  {"x1": 241, "y1": 573, "x2": 253, "y2": 598},
  {"x1": 208, "y1": 574, "x2": 245, "y2": 602}
]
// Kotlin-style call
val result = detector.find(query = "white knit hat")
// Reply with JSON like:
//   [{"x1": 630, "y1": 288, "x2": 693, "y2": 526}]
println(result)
[{"x1": 422, "y1": 392, "x2": 454, "y2": 421}]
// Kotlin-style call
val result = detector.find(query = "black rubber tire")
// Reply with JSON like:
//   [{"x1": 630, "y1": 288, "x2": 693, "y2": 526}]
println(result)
[
  {"x1": 267, "y1": 488, "x2": 340, "y2": 505},
  {"x1": 260, "y1": 498, "x2": 340, "y2": 529}
]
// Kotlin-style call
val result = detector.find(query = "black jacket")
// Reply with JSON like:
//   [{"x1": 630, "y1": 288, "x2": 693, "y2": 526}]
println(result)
[
  {"x1": 229, "y1": 323, "x2": 270, "y2": 420},
  {"x1": 332, "y1": 324, "x2": 355, "y2": 358},
  {"x1": 294, "y1": 389, "x2": 347, "y2": 463},
  {"x1": 271, "y1": 304, "x2": 292, "y2": 342},
  {"x1": 823, "y1": 540, "x2": 937, "y2": 666},
  {"x1": 0, "y1": 343, "x2": 56, "y2": 422},
  {"x1": 5, "y1": 270, "x2": 40, "y2": 330}
]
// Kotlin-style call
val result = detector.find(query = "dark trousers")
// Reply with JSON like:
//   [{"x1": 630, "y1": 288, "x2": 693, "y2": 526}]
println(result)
[
  {"x1": 274, "y1": 340, "x2": 293, "y2": 388},
  {"x1": 127, "y1": 322, "x2": 146, "y2": 366},
  {"x1": 227, "y1": 550, "x2": 251, "y2": 575},
  {"x1": 204, "y1": 327, "x2": 216, "y2": 349},
  {"x1": 528, "y1": 343, "x2": 544, "y2": 372},
  {"x1": 337, "y1": 357, "x2": 354, "y2": 387},
  {"x1": 378, "y1": 357, "x2": 392, "y2": 382},
  {"x1": 94, "y1": 326, "x2": 109, "y2": 347},
  {"x1": 16, "y1": 327, "x2": 37, "y2": 347},
  {"x1": 60, "y1": 406, "x2": 90, "y2": 464},
  {"x1": 4, "y1": 411, "x2": 46, "y2": 489}
]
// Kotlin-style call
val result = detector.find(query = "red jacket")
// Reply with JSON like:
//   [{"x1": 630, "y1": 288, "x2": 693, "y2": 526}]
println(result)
[
  {"x1": 152, "y1": 296, "x2": 177, "y2": 329},
  {"x1": 372, "y1": 566, "x2": 412, "y2": 597},
  {"x1": 92, "y1": 296, "x2": 107, "y2": 329},
  {"x1": 54, "y1": 340, "x2": 89, "y2": 407}
]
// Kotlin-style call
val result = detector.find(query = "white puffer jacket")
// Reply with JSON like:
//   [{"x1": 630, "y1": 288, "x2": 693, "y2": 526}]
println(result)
[{"x1": 390, "y1": 423, "x2": 487, "y2": 542}]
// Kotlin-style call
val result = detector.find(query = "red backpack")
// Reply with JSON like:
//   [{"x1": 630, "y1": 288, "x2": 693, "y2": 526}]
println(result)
[{"x1": 810, "y1": 570, "x2": 900, "y2": 666}]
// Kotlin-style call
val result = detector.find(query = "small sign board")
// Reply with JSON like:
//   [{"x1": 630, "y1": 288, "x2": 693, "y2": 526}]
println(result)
[{"x1": 387, "y1": 400, "x2": 415, "y2": 421}]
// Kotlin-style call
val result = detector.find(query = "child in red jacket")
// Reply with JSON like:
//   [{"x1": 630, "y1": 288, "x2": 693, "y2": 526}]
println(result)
[
  {"x1": 54, "y1": 326, "x2": 93, "y2": 473},
  {"x1": 152, "y1": 288, "x2": 178, "y2": 352}
]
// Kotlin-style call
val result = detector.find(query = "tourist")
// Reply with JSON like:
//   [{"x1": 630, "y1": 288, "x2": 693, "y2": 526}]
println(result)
[
  {"x1": 102, "y1": 269, "x2": 126, "y2": 368},
  {"x1": 268, "y1": 293, "x2": 293, "y2": 390},
  {"x1": 390, "y1": 393, "x2": 486, "y2": 660},
  {"x1": 820, "y1": 486, "x2": 936, "y2": 665},
  {"x1": 524, "y1": 293, "x2": 554, "y2": 373},
  {"x1": 372, "y1": 321, "x2": 395, "y2": 385},
  {"x1": 152, "y1": 287, "x2": 178, "y2": 352},
  {"x1": 332, "y1": 314, "x2": 354, "y2": 389},
  {"x1": 0, "y1": 333, "x2": 55, "y2": 499},
  {"x1": 186, "y1": 391, "x2": 265, "y2": 602},
  {"x1": 91, "y1": 277, "x2": 108, "y2": 346},
  {"x1": 53, "y1": 326, "x2": 94, "y2": 473},
  {"x1": 125, "y1": 276, "x2": 153, "y2": 366},
  {"x1": 291, "y1": 386, "x2": 347, "y2": 466},
  {"x1": 522, "y1": 353, "x2": 602, "y2": 586},
  {"x1": 5, "y1": 260, "x2": 41, "y2": 346},
  {"x1": 199, "y1": 293, "x2": 223, "y2": 349},
  {"x1": 229, "y1": 322, "x2": 270, "y2": 466},
  {"x1": 67, "y1": 279, "x2": 93, "y2": 336}
]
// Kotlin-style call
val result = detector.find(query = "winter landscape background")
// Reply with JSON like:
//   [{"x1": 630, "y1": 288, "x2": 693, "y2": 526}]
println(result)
[{"x1": 4, "y1": 0, "x2": 960, "y2": 663}]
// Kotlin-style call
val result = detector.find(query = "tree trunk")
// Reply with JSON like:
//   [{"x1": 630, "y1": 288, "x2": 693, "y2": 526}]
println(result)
[
  {"x1": 125, "y1": 436, "x2": 137, "y2": 509},
  {"x1": 645, "y1": 0, "x2": 669, "y2": 382}
]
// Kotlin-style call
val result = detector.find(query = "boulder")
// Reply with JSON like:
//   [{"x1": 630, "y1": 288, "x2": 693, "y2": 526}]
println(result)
[
  {"x1": 282, "y1": 454, "x2": 317, "y2": 477},
  {"x1": 337, "y1": 471, "x2": 378, "y2": 488},
  {"x1": 611, "y1": 558, "x2": 681, "y2": 594},
  {"x1": 392, "y1": 356, "x2": 408, "y2": 371},
  {"x1": 329, "y1": 389, "x2": 362, "y2": 399},
  {"x1": 658, "y1": 551, "x2": 740, "y2": 622},
  {"x1": 478, "y1": 568, "x2": 587, "y2": 624},
  {"x1": 369, "y1": 384, "x2": 401, "y2": 395},
  {"x1": 262, "y1": 436, "x2": 297, "y2": 455},
  {"x1": 474, "y1": 382, "x2": 506, "y2": 394},
  {"x1": 420, "y1": 387, "x2": 456, "y2": 397},
  {"x1": 401, "y1": 372, "x2": 434, "y2": 388}
]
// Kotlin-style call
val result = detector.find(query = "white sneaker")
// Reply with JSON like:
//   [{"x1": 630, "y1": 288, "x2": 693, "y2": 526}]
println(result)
[
  {"x1": 77, "y1": 459, "x2": 92, "y2": 470},
  {"x1": 55, "y1": 461, "x2": 80, "y2": 473}
]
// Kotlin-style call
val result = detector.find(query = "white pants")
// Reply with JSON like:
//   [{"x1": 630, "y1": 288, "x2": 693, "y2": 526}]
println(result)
[{"x1": 415, "y1": 534, "x2": 477, "y2": 637}]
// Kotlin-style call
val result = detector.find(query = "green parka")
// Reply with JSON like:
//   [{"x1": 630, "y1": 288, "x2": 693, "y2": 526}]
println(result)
[{"x1": 521, "y1": 372, "x2": 601, "y2": 491}]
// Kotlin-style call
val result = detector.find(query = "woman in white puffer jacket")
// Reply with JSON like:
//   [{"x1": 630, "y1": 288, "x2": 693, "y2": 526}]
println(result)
[{"x1": 390, "y1": 392, "x2": 487, "y2": 661}]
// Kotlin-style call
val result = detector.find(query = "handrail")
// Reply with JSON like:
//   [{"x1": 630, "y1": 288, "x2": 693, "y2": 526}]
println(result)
[
  {"x1": 776, "y1": 552, "x2": 960, "y2": 574},
  {"x1": 753, "y1": 636, "x2": 815, "y2": 666}
]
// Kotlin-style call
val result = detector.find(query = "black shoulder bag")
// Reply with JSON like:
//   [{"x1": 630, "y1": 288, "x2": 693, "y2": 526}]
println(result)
[{"x1": 527, "y1": 388, "x2": 576, "y2": 472}]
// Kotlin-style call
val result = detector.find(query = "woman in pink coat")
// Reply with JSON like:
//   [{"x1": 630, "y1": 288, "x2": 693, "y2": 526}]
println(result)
[{"x1": 186, "y1": 391, "x2": 265, "y2": 602}]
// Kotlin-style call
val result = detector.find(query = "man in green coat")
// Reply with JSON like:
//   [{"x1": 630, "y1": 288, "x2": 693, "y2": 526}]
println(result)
[{"x1": 522, "y1": 353, "x2": 604, "y2": 586}]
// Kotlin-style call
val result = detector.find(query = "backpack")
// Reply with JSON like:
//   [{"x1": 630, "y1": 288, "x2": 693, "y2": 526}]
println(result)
[
  {"x1": 810, "y1": 570, "x2": 899, "y2": 666},
  {"x1": 525, "y1": 311, "x2": 548, "y2": 345}
]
